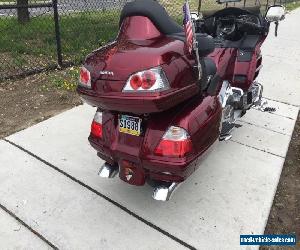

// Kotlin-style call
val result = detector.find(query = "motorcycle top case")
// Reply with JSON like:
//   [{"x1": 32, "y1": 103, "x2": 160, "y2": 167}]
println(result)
[{"x1": 77, "y1": 16, "x2": 200, "y2": 114}]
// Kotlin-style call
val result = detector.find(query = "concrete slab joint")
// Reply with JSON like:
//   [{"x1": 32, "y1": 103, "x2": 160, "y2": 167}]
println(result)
[{"x1": 0, "y1": 7, "x2": 299, "y2": 250}]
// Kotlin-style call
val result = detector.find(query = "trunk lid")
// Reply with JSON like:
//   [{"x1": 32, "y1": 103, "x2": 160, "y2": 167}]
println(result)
[{"x1": 85, "y1": 37, "x2": 184, "y2": 82}]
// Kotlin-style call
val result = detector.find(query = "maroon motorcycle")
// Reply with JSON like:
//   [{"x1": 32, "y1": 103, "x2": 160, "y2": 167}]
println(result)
[{"x1": 77, "y1": 0, "x2": 285, "y2": 201}]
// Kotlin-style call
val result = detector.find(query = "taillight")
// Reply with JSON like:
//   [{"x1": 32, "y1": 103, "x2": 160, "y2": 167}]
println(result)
[
  {"x1": 154, "y1": 126, "x2": 193, "y2": 157},
  {"x1": 123, "y1": 67, "x2": 169, "y2": 92},
  {"x1": 79, "y1": 66, "x2": 91, "y2": 88},
  {"x1": 130, "y1": 75, "x2": 142, "y2": 90},
  {"x1": 142, "y1": 70, "x2": 156, "y2": 89},
  {"x1": 91, "y1": 111, "x2": 103, "y2": 138}
]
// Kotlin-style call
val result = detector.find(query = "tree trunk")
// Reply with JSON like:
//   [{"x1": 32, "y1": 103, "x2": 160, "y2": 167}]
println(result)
[{"x1": 17, "y1": 0, "x2": 30, "y2": 24}]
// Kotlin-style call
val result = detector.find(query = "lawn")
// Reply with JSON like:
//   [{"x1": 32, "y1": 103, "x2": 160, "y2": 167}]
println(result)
[
  {"x1": 161, "y1": 0, "x2": 222, "y2": 15},
  {"x1": 0, "y1": 10, "x2": 119, "y2": 79},
  {"x1": 285, "y1": 0, "x2": 300, "y2": 10},
  {"x1": 1, "y1": 0, "x2": 298, "y2": 80}
]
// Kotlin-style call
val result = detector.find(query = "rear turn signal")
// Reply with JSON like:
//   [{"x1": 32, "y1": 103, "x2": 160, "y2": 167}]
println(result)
[
  {"x1": 91, "y1": 111, "x2": 103, "y2": 138},
  {"x1": 79, "y1": 66, "x2": 91, "y2": 88},
  {"x1": 154, "y1": 126, "x2": 193, "y2": 157}
]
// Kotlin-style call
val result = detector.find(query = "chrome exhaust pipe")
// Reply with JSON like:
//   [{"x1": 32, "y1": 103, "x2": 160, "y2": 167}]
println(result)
[
  {"x1": 152, "y1": 182, "x2": 179, "y2": 201},
  {"x1": 98, "y1": 162, "x2": 119, "y2": 178}
]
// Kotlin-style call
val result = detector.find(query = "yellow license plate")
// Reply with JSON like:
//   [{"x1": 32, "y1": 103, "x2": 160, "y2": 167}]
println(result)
[{"x1": 119, "y1": 115, "x2": 142, "y2": 136}]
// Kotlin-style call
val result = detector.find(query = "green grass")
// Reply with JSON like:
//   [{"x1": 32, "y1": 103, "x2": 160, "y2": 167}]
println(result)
[
  {"x1": 286, "y1": 1, "x2": 300, "y2": 10},
  {"x1": 0, "y1": 4, "x2": 185, "y2": 78},
  {"x1": 160, "y1": 0, "x2": 222, "y2": 16},
  {"x1": 59, "y1": 11, "x2": 119, "y2": 62},
  {"x1": 2, "y1": 0, "x2": 298, "y2": 79},
  {"x1": 0, "y1": 11, "x2": 118, "y2": 76},
  {"x1": 46, "y1": 66, "x2": 79, "y2": 91}
]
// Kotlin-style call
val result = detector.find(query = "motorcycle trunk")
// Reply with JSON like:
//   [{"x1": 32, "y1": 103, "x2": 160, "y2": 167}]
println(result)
[{"x1": 78, "y1": 16, "x2": 199, "y2": 114}]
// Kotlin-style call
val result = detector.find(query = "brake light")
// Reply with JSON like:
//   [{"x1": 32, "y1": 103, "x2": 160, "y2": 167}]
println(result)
[
  {"x1": 123, "y1": 67, "x2": 169, "y2": 92},
  {"x1": 79, "y1": 66, "x2": 91, "y2": 88},
  {"x1": 142, "y1": 70, "x2": 156, "y2": 89},
  {"x1": 91, "y1": 111, "x2": 103, "y2": 138},
  {"x1": 130, "y1": 75, "x2": 142, "y2": 90},
  {"x1": 154, "y1": 126, "x2": 193, "y2": 157}
]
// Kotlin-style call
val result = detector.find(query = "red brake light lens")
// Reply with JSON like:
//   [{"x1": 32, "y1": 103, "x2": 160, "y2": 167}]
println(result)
[
  {"x1": 91, "y1": 111, "x2": 103, "y2": 138},
  {"x1": 79, "y1": 66, "x2": 91, "y2": 88},
  {"x1": 154, "y1": 139, "x2": 192, "y2": 157},
  {"x1": 154, "y1": 126, "x2": 193, "y2": 157},
  {"x1": 142, "y1": 71, "x2": 156, "y2": 89},
  {"x1": 130, "y1": 75, "x2": 142, "y2": 90},
  {"x1": 91, "y1": 121, "x2": 102, "y2": 138}
]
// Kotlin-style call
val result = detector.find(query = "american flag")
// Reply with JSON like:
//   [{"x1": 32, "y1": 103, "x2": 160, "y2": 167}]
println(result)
[{"x1": 183, "y1": 1, "x2": 194, "y2": 54}]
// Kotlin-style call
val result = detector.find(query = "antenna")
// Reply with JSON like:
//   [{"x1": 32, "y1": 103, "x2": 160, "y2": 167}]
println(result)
[{"x1": 189, "y1": 0, "x2": 202, "y2": 80}]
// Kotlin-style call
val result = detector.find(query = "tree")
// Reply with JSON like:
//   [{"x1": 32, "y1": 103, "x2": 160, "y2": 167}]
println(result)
[{"x1": 17, "y1": 0, "x2": 30, "y2": 24}]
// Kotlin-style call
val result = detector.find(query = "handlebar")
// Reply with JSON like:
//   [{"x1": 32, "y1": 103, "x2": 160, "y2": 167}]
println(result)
[{"x1": 236, "y1": 19, "x2": 265, "y2": 33}]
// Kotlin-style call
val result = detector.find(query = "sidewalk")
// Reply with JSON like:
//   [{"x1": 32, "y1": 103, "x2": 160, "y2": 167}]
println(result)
[{"x1": 0, "y1": 8, "x2": 299, "y2": 250}]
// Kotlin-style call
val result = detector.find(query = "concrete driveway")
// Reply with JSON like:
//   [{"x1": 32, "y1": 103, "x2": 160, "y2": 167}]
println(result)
[{"x1": 0, "y1": 8, "x2": 299, "y2": 250}]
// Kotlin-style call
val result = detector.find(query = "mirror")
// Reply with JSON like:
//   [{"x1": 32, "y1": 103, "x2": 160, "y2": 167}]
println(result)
[
  {"x1": 266, "y1": 5, "x2": 285, "y2": 22},
  {"x1": 191, "y1": 12, "x2": 199, "y2": 21},
  {"x1": 217, "y1": 0, "x2": 241, "y2": 3}
]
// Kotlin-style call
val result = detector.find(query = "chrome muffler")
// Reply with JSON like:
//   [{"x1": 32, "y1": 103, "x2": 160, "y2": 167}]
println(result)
[
  {"x1": 99, "y1": 163, "x2": 179, "y2": 201},
  {"x1": 98, "y1": 162, "x2": 119, "y2": 178},
  {"x1": 152, "y1": 182, "x2": 179, "y2": 201}
]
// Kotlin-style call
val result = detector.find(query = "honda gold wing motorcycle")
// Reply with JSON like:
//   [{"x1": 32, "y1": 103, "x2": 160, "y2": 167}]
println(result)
[{"x1": 77, "y1": 0, "x2": 285, "y2": 201}]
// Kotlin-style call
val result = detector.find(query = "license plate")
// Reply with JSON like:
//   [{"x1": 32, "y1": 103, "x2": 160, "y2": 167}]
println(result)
[{"x1": 119, "y1": 115, "x2": 142, "y2": 136}]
